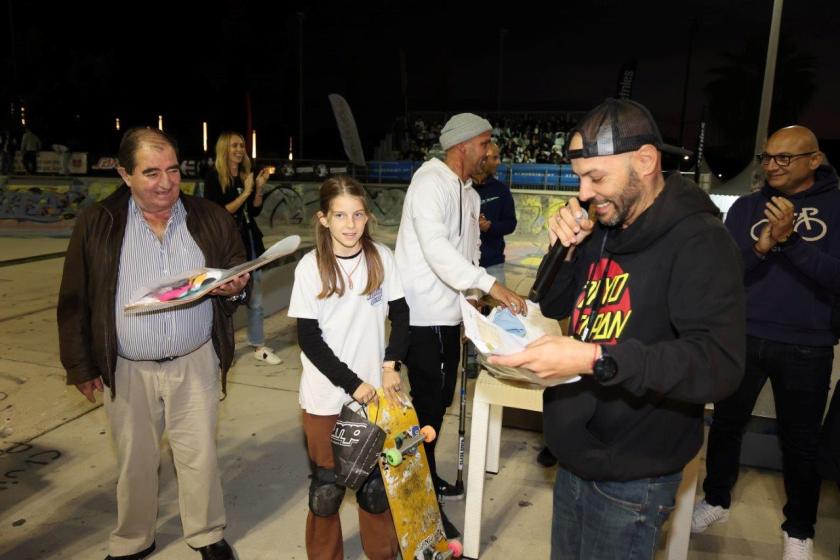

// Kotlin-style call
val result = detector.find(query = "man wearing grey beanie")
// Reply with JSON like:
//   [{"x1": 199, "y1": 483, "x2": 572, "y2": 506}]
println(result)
[{"x1": 395, "y1": 113, "x2": 527, "y2": 538}]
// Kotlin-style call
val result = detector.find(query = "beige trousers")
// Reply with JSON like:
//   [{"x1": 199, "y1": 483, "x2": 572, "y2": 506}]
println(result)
[{"x1": 104, "y1": 340, "x2": 225, "y2": 556}]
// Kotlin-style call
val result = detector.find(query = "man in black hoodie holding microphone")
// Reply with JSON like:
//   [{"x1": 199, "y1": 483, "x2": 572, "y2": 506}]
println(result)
[{"x1": 490, "y1": 98, "x2": 746, "y2": 560}]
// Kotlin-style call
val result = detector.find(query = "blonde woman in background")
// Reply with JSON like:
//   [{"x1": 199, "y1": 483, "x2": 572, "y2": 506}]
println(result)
[{"x1": 204, "y1": 131, "x2": 281, "y2": 364}]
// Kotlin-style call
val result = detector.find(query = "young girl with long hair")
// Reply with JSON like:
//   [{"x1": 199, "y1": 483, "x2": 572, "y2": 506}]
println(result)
[
  {"x1": 204, "y1": 131, "x2": 282, "y2": 364},
  {"x1": 288, "y1": 176, "x2": 408, "y2": 560}
]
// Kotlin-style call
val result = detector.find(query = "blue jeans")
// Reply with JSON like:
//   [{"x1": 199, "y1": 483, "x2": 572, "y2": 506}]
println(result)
[
  {"x1": 552, "y1": 467, "x2": 682, "y2": 560},
  {"x1": 247, "y1": 269, "x2": 264, "y2": 346},
  {"x1": 703, "y1": 336, "x2": 832, "y2": 539}
]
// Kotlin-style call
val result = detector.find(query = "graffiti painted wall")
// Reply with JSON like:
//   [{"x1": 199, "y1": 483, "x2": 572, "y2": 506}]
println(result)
[{"x1": 0, "y1": 178, "x2": 198, "y2": 234}]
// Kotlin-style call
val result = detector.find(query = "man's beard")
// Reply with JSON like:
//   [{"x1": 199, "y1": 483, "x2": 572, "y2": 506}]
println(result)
[{"x1": 603, "y1": 168, "x2": 642, "y2": 227}]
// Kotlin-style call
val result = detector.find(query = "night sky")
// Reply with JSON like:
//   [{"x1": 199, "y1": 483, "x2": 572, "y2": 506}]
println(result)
[{"x1": 2, "y1": 0, "x2": 839, "y2": 174}]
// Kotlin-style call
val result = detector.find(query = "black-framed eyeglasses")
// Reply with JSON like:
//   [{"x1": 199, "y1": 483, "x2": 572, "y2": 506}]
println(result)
[{"x1": 756, "y1": 151, "x2": 817, "y2": 167}]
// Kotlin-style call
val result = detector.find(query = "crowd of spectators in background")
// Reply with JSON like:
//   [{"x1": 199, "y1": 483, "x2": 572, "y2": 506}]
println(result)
[{"x1": 397, "y1": 113, "x2": 580, "y2": 164}]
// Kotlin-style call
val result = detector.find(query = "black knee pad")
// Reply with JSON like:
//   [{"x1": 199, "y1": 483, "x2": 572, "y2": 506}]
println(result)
[
  {"x1": 309, "y1": 467, "x2": 345, "y2": 517},
  {"x1": 356, "y1": 469, "x2": 389, "y2": 514}
]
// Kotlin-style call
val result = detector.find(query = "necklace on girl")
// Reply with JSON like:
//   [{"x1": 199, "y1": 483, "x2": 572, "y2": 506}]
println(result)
[{"x1": 337, "y1": 252, "x2": 363, "y2": 289}]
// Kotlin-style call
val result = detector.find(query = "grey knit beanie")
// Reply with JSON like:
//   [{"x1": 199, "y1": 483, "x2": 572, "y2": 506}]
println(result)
[{"x1": 439, "y1": 113, "x2": 492, "y2": 150}]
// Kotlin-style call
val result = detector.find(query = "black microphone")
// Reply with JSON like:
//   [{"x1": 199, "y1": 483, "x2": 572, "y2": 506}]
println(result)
[
  {"x1": 528, "y1": 240, "x2": 570, "y2": 303},
  {"x1": 528, "y1": 200, "x2": 589, "y2": 303}
]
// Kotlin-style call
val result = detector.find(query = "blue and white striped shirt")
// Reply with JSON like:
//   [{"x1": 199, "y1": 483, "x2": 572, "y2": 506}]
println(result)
[{"x1": 115, "y1": 197, "x2": 213, "y2": 360}]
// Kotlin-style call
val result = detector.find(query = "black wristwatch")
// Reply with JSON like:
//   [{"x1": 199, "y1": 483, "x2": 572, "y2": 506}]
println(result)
[
  {"x1": 386, "y1": 360, "x2": 402, "y2": 372},
  {"x1": 593, "y1": 345, "x2": 618, "y2": 384},
  {"x1": 226, "y1": 289, "x2": 247, "y2": 303},
  {"x1": 771, "y1": 232, "x2": 800, "y2": 253}
]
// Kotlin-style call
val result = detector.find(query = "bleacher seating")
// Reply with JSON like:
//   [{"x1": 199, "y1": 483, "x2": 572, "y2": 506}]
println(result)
[{"x1": 392, "y1": 112, "x2": 583, "y2": 163}]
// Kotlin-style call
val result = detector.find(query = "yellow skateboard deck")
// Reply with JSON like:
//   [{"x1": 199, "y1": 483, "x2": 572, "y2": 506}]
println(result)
[{"x1": 368, "y1": 389, "x2": 458, "y2": 560}]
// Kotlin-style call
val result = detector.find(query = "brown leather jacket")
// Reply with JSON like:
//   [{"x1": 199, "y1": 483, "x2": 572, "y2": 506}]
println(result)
[{"x1": 57, "y1": 185, "x2": 247, "y2": 396}]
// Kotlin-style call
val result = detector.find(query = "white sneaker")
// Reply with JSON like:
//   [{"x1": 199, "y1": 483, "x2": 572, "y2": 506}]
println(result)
[
  {"x1": 691, "y1": 499, "x2": 730, "y2": 533},
  {"x1": 254, "y1": 346, "x2": 282, "y2": 365},
  {"x1": 782, "y1": 531, "x2": 813, "y2": 560}
]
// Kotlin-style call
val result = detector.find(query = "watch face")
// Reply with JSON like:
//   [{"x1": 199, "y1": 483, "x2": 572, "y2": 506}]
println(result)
[{"x1": 595, "y1": 350, "x2": 618, "y2": 382}]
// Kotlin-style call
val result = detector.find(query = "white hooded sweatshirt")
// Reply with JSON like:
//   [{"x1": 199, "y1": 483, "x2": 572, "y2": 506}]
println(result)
[{"x1": 395, "y1": 158, "x2": 496, "y2": 326}]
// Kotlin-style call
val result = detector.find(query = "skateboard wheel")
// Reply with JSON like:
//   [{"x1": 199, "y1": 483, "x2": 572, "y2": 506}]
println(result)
[
  {"x1": 448, "y1": 539, "x2": 462, "y2": 557},
  {"x1": 420, "y1": 425, "x2": 436, "y2": 443},
  {"x1": 384, "y1": 448, "x2": 403, "y2": 466}
]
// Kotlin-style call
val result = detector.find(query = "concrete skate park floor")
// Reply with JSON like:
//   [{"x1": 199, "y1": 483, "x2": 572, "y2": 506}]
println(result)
[{"x1": 2, "y1": 224, "x2": 840, "y2": 559}]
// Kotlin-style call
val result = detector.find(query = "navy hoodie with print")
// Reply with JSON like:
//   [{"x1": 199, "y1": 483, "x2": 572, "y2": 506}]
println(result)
[
  {"x1": 475, "y1": 177, "x2": 517, "y2": 267},
  {"x1": 724, "y1": 164, "x2": 840, "y2": 347},
  {"x1": 538, "y1": 173, "x2": 746, "y2": 481}
]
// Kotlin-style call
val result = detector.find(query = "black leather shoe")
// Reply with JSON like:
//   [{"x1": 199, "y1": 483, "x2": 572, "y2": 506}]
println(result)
[
  {"x1": 105, "y1": 541, "x2": 156, "y2": 560},
  {"x1": 194, "y1": 539, "x2": 235, "y2": 560},
  {"x1": 435, "y1": 478, "x2": 465, "y2": 502}
]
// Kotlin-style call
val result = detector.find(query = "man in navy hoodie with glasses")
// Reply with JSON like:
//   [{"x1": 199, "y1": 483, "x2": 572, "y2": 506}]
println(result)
[{"x1": 692, "y1": 125, "x2": 840, "y2": 560}]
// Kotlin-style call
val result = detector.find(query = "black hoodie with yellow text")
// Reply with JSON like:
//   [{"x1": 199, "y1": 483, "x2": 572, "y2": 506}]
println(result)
[{"x1": 539, "y1": 173, "x2": 746, "y2": 481}]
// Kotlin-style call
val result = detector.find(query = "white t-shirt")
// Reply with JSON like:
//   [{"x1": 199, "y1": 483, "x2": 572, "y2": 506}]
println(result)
[{"x1": 288, "y1": 242, "x2": 404, "y2": 415}]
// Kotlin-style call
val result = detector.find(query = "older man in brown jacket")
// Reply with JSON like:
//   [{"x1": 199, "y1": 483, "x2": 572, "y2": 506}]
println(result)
[{"x1": 58, "y1": 128, "x2": 248, "y2": 560}]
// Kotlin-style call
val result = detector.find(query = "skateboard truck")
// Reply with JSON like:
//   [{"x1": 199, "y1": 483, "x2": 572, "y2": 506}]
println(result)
[
  {"x1": 382, "y1": 426, "x2": 436, "y2": 467},
  {"x1": 423, "y1": 539, "x2": 462, "y2": 559}
]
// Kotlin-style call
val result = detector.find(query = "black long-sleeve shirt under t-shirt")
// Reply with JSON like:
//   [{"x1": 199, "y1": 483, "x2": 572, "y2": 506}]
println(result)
[{"x1": 296, "y1": 297, "x2": 409, "y2": 396}]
